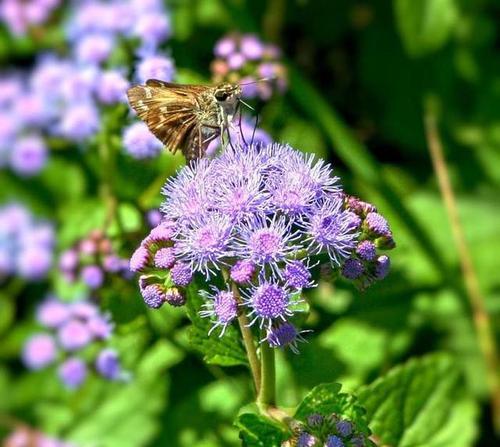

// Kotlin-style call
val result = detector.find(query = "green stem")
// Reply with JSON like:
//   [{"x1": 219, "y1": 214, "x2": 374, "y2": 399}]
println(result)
[
  {"x1": 98, "y1": 114, "x2": 122, "y2": 233},
  {"x1": 221, "y1": 269, "x2": 261, "y2": 394},
  {"x1": 424, "y1": 96, "x2": 500, "y2": 433},
  {"x1": 234, "y1": 283, "x2": 262, "y2": 394},
  {"x1": 257, "y1": 339, "x2": 276, "y2": 408}
]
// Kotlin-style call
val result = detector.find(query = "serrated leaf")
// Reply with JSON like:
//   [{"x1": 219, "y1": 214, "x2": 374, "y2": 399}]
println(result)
[
  {"x1": 394, "y1": 0, "x2": 459, "y2": 57},
  {"x1": 235, "y1": 413, "x2": 287, "y2": 447},
  {"x1": 358, "y1": 353, "x2": 478, "y2": 446},
  {"x1": 186, "y1": 284, "x2": 248, "y2": 367},
  {"x1": 294, "y1": 383, "x2": 370, "y2": 435}
]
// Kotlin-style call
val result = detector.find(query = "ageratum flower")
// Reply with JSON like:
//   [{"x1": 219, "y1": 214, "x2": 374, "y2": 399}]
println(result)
[
  {"x1": 22, "y1": 295, "x2": 125, "y2": 389},
  {"x1": 210, "y1": 32, "x2": 287, "y2": 100},
  {"x1": 131, "y1": 142, "x2": 394, "y2": 350},
  {"x1": 285, "y1": 412, "x2": 372, "y2": 447}
]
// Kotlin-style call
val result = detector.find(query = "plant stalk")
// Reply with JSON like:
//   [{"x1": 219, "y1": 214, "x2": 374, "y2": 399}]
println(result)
[
  {"x1": 257, "y1": 339, "x2": 276, "y2": 408},
  {"x1": 222, "y1": 270, "x2": 261, "y2": 394},
  {"x1": 424, "y1": 98, "x2": 500, "y2": 433}
]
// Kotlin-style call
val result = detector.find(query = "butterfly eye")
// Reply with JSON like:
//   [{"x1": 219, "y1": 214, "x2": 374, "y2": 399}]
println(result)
[{"x1": 215, "y1": 90, "x2": 230, "y2": 101}]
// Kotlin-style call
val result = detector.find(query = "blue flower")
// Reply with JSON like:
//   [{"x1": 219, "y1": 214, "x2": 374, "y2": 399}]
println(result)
[
  {"x1": 266, "y1": 322, "x2": 307, "y2": 353},
  {"x1": 174, "y1": 212, "x2": 234, "y2": 276},
  {"x1": 233, "y1": 214, "x2": 301, "y2": 275},
  {"x1": 123, "y1": 122, "x2": 163, "y2": 159},
  {"x1": 200, "y1": 287, "x2": 238, "y2": 336},
  {"x1": 302, "y1": 197, "x2": 359, "y2": 265},
  {"x1": 244, "y1": 280, "x2": 296, "y2": 329}
]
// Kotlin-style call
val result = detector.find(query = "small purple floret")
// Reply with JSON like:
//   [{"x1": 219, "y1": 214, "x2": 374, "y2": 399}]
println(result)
[
  {"x1": 171, "y1": 262, "x2": 193, "y2": 286},
  {"x1": 96, "y1": 349, "x2": 121, "y2": 380},
  {"x1": 230, "y1": 259, "x2": 255, "y2": 284},
  {"x1": 341, "y1": 258, "x2": 364, "y2": 280},
  {"x1": 58, "y1": 357, "x2": 87, "y2": 389},
  {"x1": 154, "y1": 247, "x2": 176, "y2": 269}
]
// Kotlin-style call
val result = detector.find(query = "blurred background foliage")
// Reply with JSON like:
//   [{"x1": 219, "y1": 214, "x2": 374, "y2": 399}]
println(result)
[{"x1": 1, "y1": 0, "x2": 500, "y2": 446}]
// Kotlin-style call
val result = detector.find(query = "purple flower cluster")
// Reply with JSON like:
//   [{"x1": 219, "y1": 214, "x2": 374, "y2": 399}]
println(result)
[
  {"x1": 130, "y1": 220, "x2": 190, "y2": 309},
  {"x1": 0, "y1": 0, "x2": 175, "y2": 172},
  {"x1": 131, "y1": 142, "x2": 394, "y2": 351},
  {"x1": 211, "y1": 33, "x2": 287, "y2": 100},
  {"x1": 4, "y1": 426, "x2": 76, "y2": 447},
  {"x1": 0, "y1": 203, "x2": 54, "y2": 280},
  {"x1": 339, "y1": 195, "x2": 395, "y2": 289},
  {"x1": 59, "y1": 229, "x2": 130, "y2": 290},
  {"x1": 285, "y1": 413, "x2": 370, "y2": 447},
  {"x1": 0, "y1": 0, "x2": 61, "y2": 36},
  {"x1": 22, "y1": 295, "x2": 124, "y2": 389}
]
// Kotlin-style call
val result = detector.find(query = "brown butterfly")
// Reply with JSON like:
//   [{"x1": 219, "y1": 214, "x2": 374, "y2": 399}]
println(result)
[{"x1": 127, "y1": 79, "x2": 242, "y2": 161}]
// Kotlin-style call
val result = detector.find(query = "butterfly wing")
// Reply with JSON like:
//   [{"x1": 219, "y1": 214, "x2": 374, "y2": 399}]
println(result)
[{"x1": 126, "y1": 80, "x2": 211, "y2": 155}]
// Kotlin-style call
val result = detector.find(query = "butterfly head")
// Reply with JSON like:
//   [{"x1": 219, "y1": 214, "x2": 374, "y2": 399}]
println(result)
[{"x1": 214, "y1": 83, "x2": 241, "y2": 110}]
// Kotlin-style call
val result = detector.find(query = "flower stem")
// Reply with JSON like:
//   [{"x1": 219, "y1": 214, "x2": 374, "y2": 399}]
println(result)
[
  {"x1": 222, "y1": 272, "x2": 261, "y2": 394},
  {"x1": 424, "y1": 96, "x2": 500, "y2": 433},
  {"x1": 257, "y1": 339, "x2": 276, "y2": 408}
]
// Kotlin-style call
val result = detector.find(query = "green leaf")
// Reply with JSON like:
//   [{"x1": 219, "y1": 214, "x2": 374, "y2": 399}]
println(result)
[
  {"x1": 394, "y1": 0, "x2": 459, "y2": 57},
  {"x1": 108, "y1": 203, "x2": 142, "y2": 237},
  {"x1": 57, "y1": 199, "x2": 106, "y2": 247},
  {"x1": 294, "y1": 383, "x2": 370, "y2": 435},
  {"x1": 235, "y1": 413, "x2": 287, "y2": 447},
  {"x1": 66, "y1": 341, "x2": 176, "y2": 447},
  {"x1": 358, "y1": 353, "x2": 478, "y2": 446},
  {"x1": 185, "y1": 284, "x2": 248, "y2": 367}
]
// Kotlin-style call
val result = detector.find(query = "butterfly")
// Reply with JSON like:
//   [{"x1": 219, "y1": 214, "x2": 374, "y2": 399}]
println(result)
[{"x1": 127, "y1": 80, "x2": 242, "y2": 161}]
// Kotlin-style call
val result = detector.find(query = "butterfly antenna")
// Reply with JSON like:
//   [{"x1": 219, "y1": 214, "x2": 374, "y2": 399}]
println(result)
[
  {"x1": 239, "y1": 77, "x2": 276, "y2": 86},
  {"x1": 251, "y1": 111, "x2": 259, "y2": 147},
  {"x1": 238, "y1": 98, "x2": 255, "y2": 111},
  {"x1": 237, "y1": 104, "x2": 249, "y2": 147}
]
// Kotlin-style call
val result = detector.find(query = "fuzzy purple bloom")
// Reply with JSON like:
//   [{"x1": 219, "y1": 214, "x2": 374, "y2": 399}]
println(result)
[
  {"x1": 130, "y1": 245, "x2": 151, "y2": 272},
  {"x1": 200, "y1": 288, "x2": 238, "y2": 335},
  {"x1": 58, "y1": 357, "x2": 87, "y2": 389},
  {"x1": 364, "y1": 212, "x2": 390, "y2": 237},
  {"x1": 96, "y1": 70, "x2": 129, "y2": 104},
  {"x1": 165, "y1": 288, "x2": 186, "y2": 307},
  {"x1": 283, "y1": 260, "x2": 313, "y2": 289},
  {"x1": 22, "y1": 334, "x2": 57, "y2": 369},
  {"x1": 87, "y1": 315, "x2": 113, "y2": 339},
  {"x1": 266, "y1": 322, "x2": 305, "y2": 353},
  {"x1": 341, "y1": 258, "x2": 364, "y2": 280},
  {"x1": 297, "y1": 432, "x2": 318, "y2": 447},
  {"x1": 136, "y1": 54, "x2": 175, "y2": 84},
  {"x1": 95, "y1": 349, "x2": 121, "y2": 380},
  {"x1": 123, "y1": 121, "x2": 163, "y2": 159},
  {"x1": 140, "y1": 282, "x2": 166, "y2": 309},
  {"x1": 325, "y1": 435, "x2": 344, "y2": 447},
  {"x1": 230, "y1": 259, "x2": 255, "y2": 284},
  {"x1": 154, "y1": 247, "x2": 176, "y2": 269},
  {"x1": 10, "y1": 135, "x2": 48, "y2": 176},
  {"x1": 303, "y1": 198, "x2": 359, "y2": 265},
  {"x1": 233, "y1": 215, "x2": 300, "y2": 273},
  {"x1": 375, "y1": 255, "x2": 390, "y2": 279},
  {"x1": 81, "y1": 265, "x2": 104, "y2": 289},
  {"x1": 240, "y1": 34, "x2": 264, "y2": 60},
  {"x1": 59, "y1": 102, "x2": 100, "y2": 141},
  {"x1": 75, "y1": 32, "x2": 114, "y2": 64},
  {"x1": 174, "y1": 213, "x2": 233, "y2": 275},
  {"x1": 246, "y1": 281, "x2": 292, "y2": 328},
  {"x1": 356, "y1": 240, "x2": 376, "y2": 261},
  {"x1": 170, "y1": 262, "x2": 193, "y2": 286},
  {"x1": 58, "y1": 320, "x2": 93, "y2": 351},
  {"x1": 336, "y1": 420, "x2": 353, "y2": 437},
  {"x1": 37, "y1": 298, "x2": 71, "y2": 328},
  {"x1": 16, "y1": 246, "x2": 53, "y2": 280},
  {"x1": 214, "y1": 36, "x2": 236, "y2": 58}
]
